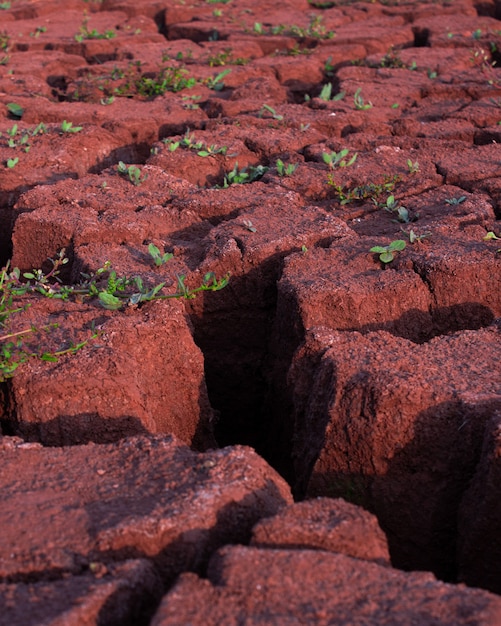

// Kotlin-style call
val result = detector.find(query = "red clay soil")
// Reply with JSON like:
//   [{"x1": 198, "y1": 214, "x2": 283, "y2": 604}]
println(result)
[{"x1": 0, "y1": 0, "x2": 500, "y2": 623}]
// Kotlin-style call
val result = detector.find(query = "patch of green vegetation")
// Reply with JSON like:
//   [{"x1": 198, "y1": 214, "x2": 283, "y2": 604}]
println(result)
[
  {"x1": 75, "y1": 17, "x2": 116, "y2": 42},
  {"x1": 0, "y1": 248, "x2": 229, "y2": 381},
  {"x1": 117, "y1": 161, "x2": 148, "y2": 186},
  {"x1": 328, "y1": 174, "x2": 400, "y2": 205},
  {"x1": 370, "y1": 239, "x2": 406, "y2": 265}
]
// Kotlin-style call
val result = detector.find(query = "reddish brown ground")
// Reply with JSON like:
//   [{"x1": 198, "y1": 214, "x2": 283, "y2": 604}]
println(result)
[{"x1": 0, "y1": 0, "x2": 500, "y2": 623}]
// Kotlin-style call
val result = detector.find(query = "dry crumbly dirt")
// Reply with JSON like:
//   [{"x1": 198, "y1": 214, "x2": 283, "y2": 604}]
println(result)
[{"x1": 0, "y1": 0, "x2": 501, "y2": 624}]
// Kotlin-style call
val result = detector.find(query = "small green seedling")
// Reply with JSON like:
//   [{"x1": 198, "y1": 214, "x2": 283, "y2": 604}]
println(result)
[
  {"x1": 117, "y1": 161, "x2": 148, "y2": 186},
  {"x1": 445, "y1": 196, "x2": 466, "y2": 205},
  {"x1": 403, "y1": 229, "x2": 431, "y2": 244},
  {"x1": 206, "y1": 68, "x2": 231, "y2": 90},
  {"x1": 259, "y1": 104, "x2": 283, "y2": 120},
  {"x1": 276, "y1": 159, "x2": 298, "y2": 177},
  {"x1": 377, "y1": 195, "x2": 412, "y2": 223},
  {"x1": 6, "y1": 157, "x2": 18, "y2": 168},
  {"x1": 318, "y1": 83, "x2": 345, "y2": 102},
  {"x1": 6, "y1": 102, "x2": 23, "y2": 118},
  {"x1": 322, "y1": 149, "x2": 357, "y2": 169},
  {"x1": 148, "y1": 243, "x2": 173, "y2": 267},
  {"x1": 483, "y1": 231, "x2": 500, "y2": 241},
  {"x1": 197, "y1": 144, "x2": 228, "y2": 157},
  {"x1": 484, "y1": 231, "x2": 501, "y2": 252},
  {"x1": 407, "y1": 159, "x2": 419, "y2": 174},
  {"x1": 242, "y1": 219, "x2": 257, "y2": 232},
  {"x1": 319, "y1": 83, "x2": 332, "y2": 101},
  {"x1": 370, "y1": 239, "x2": 406, "y2": 265},
  {"x1": 61, "y1": 120, "x2": 83, "y2": 133},
  {"x1": 353, "y1": 88, "x2": 372, "y2": 110},
  {"x1": 221, "y1": 163, "x2": 267, "y2": 187}
]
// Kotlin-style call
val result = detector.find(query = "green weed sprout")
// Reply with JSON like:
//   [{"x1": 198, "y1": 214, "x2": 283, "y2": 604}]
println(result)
[
  {"x1": 117, "y1": 161, "x2": 147, "y2": 186},
  {"x1": 322, "y1": 149, "x2": 357, "y2": 169},
  {"x1": 148, "y1": 243, "x2": 173, "y2": 266},
  {"x1": 353, "y1": 88, "x2": 372, "y2": 110},
  {"x1": 370, "y1": 239, "x2": 406, "y2": 265},
  {"x1": 407, "y1": 159, "x2": 419, "y2": 174},
  {"x1": 221, "y1": 163, "x2": 267, "y2": 187},
  {"x1": 61, "y1": 120, "x2": 83, "y2": 133},
  {"x1": 259, "y1": 104, "x2": 283, "y2": 120},
  {"x1": 0, "y1": 248, "x2": 229, "y2": 379},
  {"x1": 276, "y1": 159, "x2": 298, "y2": 177}
]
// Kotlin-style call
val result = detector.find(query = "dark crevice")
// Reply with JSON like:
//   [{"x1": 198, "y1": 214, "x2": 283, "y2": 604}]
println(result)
[{"x1": 412, "y1": 26, "x2": 430, "y2": 47}]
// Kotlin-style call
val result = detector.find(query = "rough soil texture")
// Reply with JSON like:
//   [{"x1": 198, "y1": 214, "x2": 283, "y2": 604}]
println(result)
[{"x1": 0, "y1": 0, "x2": 500, "y2": 623}]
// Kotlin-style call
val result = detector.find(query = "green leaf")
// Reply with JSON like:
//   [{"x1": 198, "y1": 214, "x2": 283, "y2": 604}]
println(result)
[
  {"x1": 379, "y1": 251, "x2": 394, "y2": 263},
  {"x1": 98, "y1": 292, "x2": 122, "y2": 310},
  {"x1": 6, "y1": 102, "x2": 23, "y2": 118},
  {"x1": 40, "y1": 353, "x2": 58, "y2": 362},
  {"x1": 388, "y1": 239, "x2": 406, "y2": 251},
  {"x1": 370, "y1": 246, "x2": 387, "y2": 254}
]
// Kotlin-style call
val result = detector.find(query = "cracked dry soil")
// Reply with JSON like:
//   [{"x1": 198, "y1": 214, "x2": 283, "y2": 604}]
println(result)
[{"x1": 0, "y1": 0, "x2": 501, "y2": 624}]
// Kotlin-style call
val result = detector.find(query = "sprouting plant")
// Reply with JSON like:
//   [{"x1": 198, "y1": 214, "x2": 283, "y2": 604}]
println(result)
[
  {"x1": 300, "y1": 123, "x2": 311, "y2": 132},
  {"x1": 259, "y1": 104, "x2": 283, "y2": 120},
  {"x1": 0, "y1": 2, "x2": 12, "y2": 9},
  {"x1": 379, "y1": 48, "x2": 406, "y2": 68},
  {"x1": 322, "y1": 149, "x2": 357, "y2": 169},
  {"x1": 148, "y1": 243, "x2": 173, "y2": 267},
  {"x1": 276, "y1": 159, "x2": 298, "y2": 177},
  {"x1": 370, "y1": 240, "x2": 406, "y2": 265},
  {"x1": 253, "y1": 22, "x2": 263, "y2": 35},
  {"x1": 407, "y1": 159, "x2": 419, "y2": 174},
  {"x1": 0, "y1": 31, "x2": 10, "y2": 52},
  {"x1": 445, "y1": 195, "x2": 467, "y2": 205},
  {"x1": 75, "y1": 17, "x2": 116, "y2": 42},
  {"x1": 483, "y1": 231, "x2": 501, "y2": 252},
  {"x1": 242, "y1": 219, "x2": 257, "y2": 232},
  {"x1": 483, "y1": 231, "x2": 500, "y2": 241},
  {"x1": 117, "y1": 161, "x2": 147, "y2": 186},
  {"x1": 324, "y1": 55, "x2": 335, "y2": 76},
  {"x1": 402, "y1": 229, "x2": 431, "y2": 244},
  {"x1": 30, "y1": 26, "x2": 47, "y2": 38},
  {"x1": 319, "y1": 83, "x2": 332, "y2": 101},
  {"x1": 353, "y1": 88, "x2": 372, "y2": 110},
  {"x1": 60, "y1": 120, "x2": 83, "y2": 133},
  {"x1": 135, "y1": 67, "x2": 197, "y2": 96},
  {"x1": 197, "y1": 144, "x2": 228, "y2": 157},
  {"x1": 0, "y1": 249, "x2": 229, "y2": 379},
  {"x1": 6, "y1": 157, "x2": 18, "y2": 168},
  {"x1": 376, "y1": 195, "x2": 412, "y2": 223},
  {"x1": 164, "y1": 139, "x2": 180, "y2": 152},
  {"x1": 205, "y1": 68, "x2": 231, "y2": 90},
  {"x1": 329, "y1": 175, "x2": 400, "y2": 205},
  {"x1": 6, "y1": 102, "x2": 23, "y2": 119},
  {"x1": 221, "y1": 163, "x2": 267, "y2": 187}
]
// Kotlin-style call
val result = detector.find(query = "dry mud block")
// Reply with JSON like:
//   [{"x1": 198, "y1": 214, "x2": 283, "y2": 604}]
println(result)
[
  {"x1": 0, "y1": 559, "x2": 162, "y2": 626},
  {"x1": 5, "y1": 297, "x2": 215, "y2": 449},
  {"x1": 276, "y1": 231, "x2": 501, "y2": 348},
  {"x1": 251, "y1": 497, "x2": 390, "y2": 566},
  {"x1": 0, "y1": 435, "x2": 292, "y2": 583},
  {"x1": 458, "y1": 411, "x2": 501, "y2": 595},
  {"x1": 288, "y1": 323, "x2": 501, "y2": 584},
  {"x1": 152, "y1": 545, "x2": 501, "y2": 626}
]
